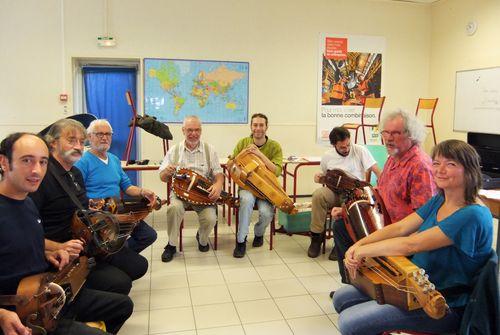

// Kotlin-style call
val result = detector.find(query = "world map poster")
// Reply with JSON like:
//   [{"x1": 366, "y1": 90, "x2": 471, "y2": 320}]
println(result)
[{"x1": 144, "y1": 58, "x2": 249, "y2": 123}]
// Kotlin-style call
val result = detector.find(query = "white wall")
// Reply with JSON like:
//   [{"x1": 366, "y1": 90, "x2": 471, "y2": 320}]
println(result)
[
  {"x1": 0, "y1": 0, "x2": 433, "y2": 196},
  {"x1": 429, "y1": 0, "x2": 500, "y2": 144}
]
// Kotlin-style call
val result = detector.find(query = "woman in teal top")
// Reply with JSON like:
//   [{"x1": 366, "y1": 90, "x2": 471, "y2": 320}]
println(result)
[{"x1": 333, "y1": 139, "x2": 493, "y2": 335}]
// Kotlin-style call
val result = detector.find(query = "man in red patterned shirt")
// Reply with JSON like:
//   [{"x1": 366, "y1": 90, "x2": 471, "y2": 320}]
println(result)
[{"x1": 332, "y1": 109, "x2": 436, "y2": 283}]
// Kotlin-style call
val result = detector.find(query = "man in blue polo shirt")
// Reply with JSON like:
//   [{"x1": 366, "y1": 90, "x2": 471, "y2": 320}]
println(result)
[{"x1": 75, "y1": 119, "x2": 157, "y2": 253}]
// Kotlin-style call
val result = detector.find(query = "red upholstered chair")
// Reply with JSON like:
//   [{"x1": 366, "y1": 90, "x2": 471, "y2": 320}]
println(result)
[
  {"x1": 343, "y1": 97, "x2": 386, "y2": 144},
  {"x1": 415, "y1": 98, "x2": 439, "y2": 145}
]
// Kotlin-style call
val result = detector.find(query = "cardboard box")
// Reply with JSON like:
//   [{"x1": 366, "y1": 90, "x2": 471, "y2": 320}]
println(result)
[{"x1": 278, "y1": 209, "x2": 311, "y2": 233}]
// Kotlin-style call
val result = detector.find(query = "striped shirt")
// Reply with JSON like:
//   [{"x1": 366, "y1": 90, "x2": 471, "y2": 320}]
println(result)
[{"x1": 159, "y1": 141, "x2": 223, "y2": 180}]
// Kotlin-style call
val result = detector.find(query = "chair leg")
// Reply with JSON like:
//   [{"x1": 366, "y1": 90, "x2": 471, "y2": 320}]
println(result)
[
  {"x1": 214, "y1": 221, "x2": 218, "y2": 250},
  {"x1": 354, "y1": 128, "x2": 359, "y2": 144},
  {"x1": 431, "y1": 125, "x2": 437, "y2": 145},
  {"x1": 179, "y1": 219, "x2": 184, "y2": 252},
  {"x1": 362, "y1": 126, "x2": 367, "y2": 144},
  {"x1": 270, "y1": 215, "x2": 274, "y2": 250}
]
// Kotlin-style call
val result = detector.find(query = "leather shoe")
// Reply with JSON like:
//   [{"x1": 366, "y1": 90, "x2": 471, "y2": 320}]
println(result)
[
  {"x1": 233, "y1": 240, "x2": 246, "y2": 258},
  {"x1": 196, "y1": 232, "x2": 209, "y2": 252},
  {"x1": 252, "y1": 235, "x2": 264, "y2": 247},
  {"x1": 307, "y1": 232, "x2": 324, "y2": 258},
  {"x1": 161, "y1": 244, "x2": 176, "y2": 262},
  {"x1": 328, "y1": 247, "x2": 338, "y2": 261}
]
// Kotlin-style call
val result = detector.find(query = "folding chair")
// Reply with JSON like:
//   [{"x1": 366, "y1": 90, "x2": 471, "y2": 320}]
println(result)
[
  {"x1": 343, "y1": 97, "x2": 386, "y2": 144},
  {"x1": 415, "y1": 98, "x2": 439, "y2": 145}
]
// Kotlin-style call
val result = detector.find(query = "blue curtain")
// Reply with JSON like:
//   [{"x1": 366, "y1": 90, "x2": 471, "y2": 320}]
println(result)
[{"x1": 83, "y1": 66, "x2": 137, "y2": 184}]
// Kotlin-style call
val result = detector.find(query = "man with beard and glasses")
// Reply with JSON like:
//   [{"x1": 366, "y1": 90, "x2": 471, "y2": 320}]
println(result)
[
  {"x1": 29, "y1": 119, "x2": 148, "y2": 294},
  {"x1": 75, "y1": 119, "x2": 157, "y2": 254},
  {"x1": 231, "y1": 113, "x2": 283, "y2": 258},
  {"x1": 332, "y1": 110, "x2": 436, "y2": 283},
  {"x1": 159, "y1": 115, "x2": 224, "y2": 262},
  {"x1": 0, "y1": 132, "x2": 132, "y2": 335},
  {"x1": 307, "y1": 126, "x2": 380, "y2": 259}
]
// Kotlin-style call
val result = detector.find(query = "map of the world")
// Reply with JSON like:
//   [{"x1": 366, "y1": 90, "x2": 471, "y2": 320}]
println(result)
[{"x1": 144, "y1": 58, "x2": 249, "y2": 123}]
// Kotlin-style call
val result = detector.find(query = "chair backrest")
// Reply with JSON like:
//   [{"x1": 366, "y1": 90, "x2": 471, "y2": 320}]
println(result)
[
  {"x1": 459, "y1": 249, "x2": 499, "y2": 335},
  {"x1": 361, "y1": 97, "x2": 386, "y2": 126},
  {"x1": 365, "y1": 144, "x2": 388, "y2": 185},
  {"x1": 415, "y1": 98, "x2": 438, "y2": 127}
]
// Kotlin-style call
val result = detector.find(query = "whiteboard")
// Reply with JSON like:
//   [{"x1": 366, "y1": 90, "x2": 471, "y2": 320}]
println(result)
[{"x1": 454, "y1": 67, "x2": 500, "y2": 135}]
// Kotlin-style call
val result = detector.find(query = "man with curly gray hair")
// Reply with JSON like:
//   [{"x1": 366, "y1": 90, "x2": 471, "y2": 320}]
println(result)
[{"x1": 332, "y1": 109, "x2": 436, "y2": 283}]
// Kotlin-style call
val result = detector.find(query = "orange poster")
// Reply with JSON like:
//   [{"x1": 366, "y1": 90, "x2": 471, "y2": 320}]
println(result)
[{"x1": 325, "y1": 37, "x2": 347, "y2": 60}]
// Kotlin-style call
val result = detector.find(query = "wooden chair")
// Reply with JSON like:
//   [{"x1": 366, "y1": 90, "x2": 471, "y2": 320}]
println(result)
[
  {"x1": 343, "y1": 97, "x2": 386, "y2": 144},
  {"x1": 415, "y1": 98, "x2": 439, "y2": 145}
]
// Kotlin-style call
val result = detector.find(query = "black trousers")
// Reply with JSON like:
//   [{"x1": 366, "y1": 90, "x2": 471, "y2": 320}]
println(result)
[
  {"x1": 127, "y1": 220, "x2": 157, "y2": 253},
  {"x1": 54, "y1": 288, "x2": 133, "y2": 335},
  {"x1": 333, "y1": 219, "x2": 354, "y2": 284},
  {"x1": 85, "y1": 246, "x2": 148, "y2": 294}
]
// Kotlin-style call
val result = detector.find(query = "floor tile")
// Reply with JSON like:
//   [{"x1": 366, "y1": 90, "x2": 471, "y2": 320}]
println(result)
[
  {"x1": 187, "y1": 269, "x2": 226, "y2": 287},
  {"x1": 196, "y1": 325, "x2": 245, "y2": 335},
  {"x1": 150, "y1": 287, "x2": 191, "y2": 310},
  {"x1": 254, "y1": 264, "x2": 294, "y2": 280},
  {"x1": 185, "y1": 256, "x2": 219, "y2": 272},
  {"x1": 298, "y1": 274, "x2": 340, "y2": 294},
  {"x1": 243, "y1": 320, "x2": 293, "y2": 335},
  {"x1": 131, "y1": 273, "x2": 151, "y2": 292},
  {"x1": 288, "y1": 261, "x2": 328, "y2": 277},
  {"x1": 151, "y1": 272, "x2": 189, "y2": 290},
  {"x1": 216, "y1": 254, "x2": 252, "y2": 268},
  {"x1": 129, "y1": 290, "x2": 150, "y2": 311},
  {"x1": 247, "y1": 250, "x2": 284, "y2": 266},
  {"x1": 221, "y1": 266, "x2": 261, "y2": 283},
  {"x1": 193, "y1": 302, "x2": 240, "y2": 329},
  {"x1": 149, "y1": 307, "x2": 195, "y2": 334},
  {"x1": 150, "y1": 259, "x2": 187, "y2": 275},
  {"x1": 234, "y1": 299, "x2": 284, "y2": 324},
  {"x1": 286, "y1": 315, "x2": 337, "y2": 335},
  {"x1": 263, "y1": 277, "x2": 308, "y2": 298},
  {"x1": 190, "y1": 284, "x2": 232, "y2": 305},
  {"x1": 119, "y1": 310, "x2": 149, "y2": 335},
  {"x1": 312, "y1": 293, "x2": 337, "y2": 314},
  {"x1": 275, "y1": 295, "x2": 324, "y2": 319},
  {"x1": 227, "y1": 281, "x2": 271, "y2": 302}
]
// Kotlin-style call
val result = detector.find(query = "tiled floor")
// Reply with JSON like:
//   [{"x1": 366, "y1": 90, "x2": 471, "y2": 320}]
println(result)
[{"x1": 120, "y1": 208, "x2": 343, "y2": 335}]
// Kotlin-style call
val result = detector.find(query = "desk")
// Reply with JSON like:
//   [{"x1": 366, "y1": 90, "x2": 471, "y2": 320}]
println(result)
[
  {"x1": 122, "y1": 164, "x2": 160, "y2": 171},
  {"x1": 282, "y1": 157, "x2": 321, "y2": 202},
  {"x1": 479, "y1": 189, "x2": 500, "y2": 258}
]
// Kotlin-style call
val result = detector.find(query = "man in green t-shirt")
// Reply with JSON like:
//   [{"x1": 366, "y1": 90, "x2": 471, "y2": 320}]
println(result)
[{"x1": 231, "y1": 113, "x2": 283, "y2": 258}]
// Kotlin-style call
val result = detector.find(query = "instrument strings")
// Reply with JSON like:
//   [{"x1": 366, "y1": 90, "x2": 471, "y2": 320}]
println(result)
[{"x1": 365, "y1": 262, "x2": 416, "y2": 295}]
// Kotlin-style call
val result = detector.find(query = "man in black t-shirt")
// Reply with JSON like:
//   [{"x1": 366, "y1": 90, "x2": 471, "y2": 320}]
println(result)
[
  {"x1": 0, "y1": 132, "x2": 132, "y2": 335},
  {"x1": 29, "y1": 119, "x2": 148, "y2": 294}
]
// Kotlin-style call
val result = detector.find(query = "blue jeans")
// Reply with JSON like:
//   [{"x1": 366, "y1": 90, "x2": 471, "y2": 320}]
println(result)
[
  {"x1": 127, "y1": 220, "x2": 157, "y2": 253},
  {"x1": 237, "y1": 189, "x2": 274, "y2": 243},
  {"x1": 333, "y1": 285, "x2": 462, "y2": 335}
]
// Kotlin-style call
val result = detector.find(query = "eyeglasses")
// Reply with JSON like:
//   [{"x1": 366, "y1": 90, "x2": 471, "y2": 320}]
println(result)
[
  {"x1": 63, "y1": 136, "x2": 85, "y2": 146},
  {"x1": 380, "y1": 130, "x2": 405, "y2": 138},
  {"x1": 185, "y1": 128, "x2": 201, "y2": 134},
  {"x1": 67, "y1": 171, "x2": 82, "y2": 192},
  {"x1": 93, "y1": 132, "x2": 113, "y2": 138}
]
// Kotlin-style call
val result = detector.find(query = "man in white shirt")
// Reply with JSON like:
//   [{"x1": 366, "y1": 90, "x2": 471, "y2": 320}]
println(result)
[
  {"x1": 308, "y1": 127, "x2": 380, "y2": 259},
  {"x1": 159, "y1": 115, "x2": 224, "y2": 262}
]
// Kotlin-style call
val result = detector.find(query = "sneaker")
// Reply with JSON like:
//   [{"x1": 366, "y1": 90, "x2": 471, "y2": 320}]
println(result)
[
  {"x1": 252, "y1": 235, "x2": 264, "y2": 247},
  {"x1": 196, "y1": 232, "x2": 209, "y2": 252},
  {"x1": 161, "y1": 244, "x2": 176, "y2": 262},
  {"x1": 233, "y1": 240, "x2": 247, "y2": 258}
]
